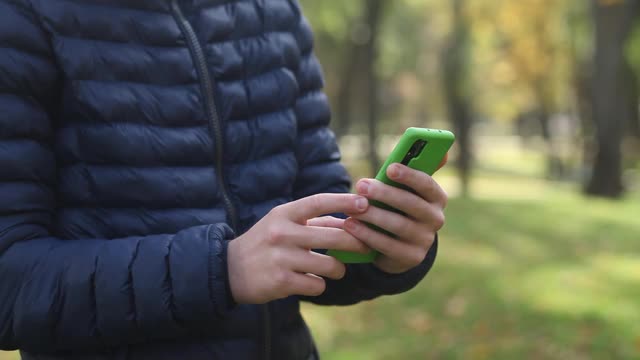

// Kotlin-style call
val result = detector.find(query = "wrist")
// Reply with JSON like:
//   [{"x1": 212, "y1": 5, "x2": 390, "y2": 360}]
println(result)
[{"x1": 226, "y1": 238, "x2": 245, "y2": 304}]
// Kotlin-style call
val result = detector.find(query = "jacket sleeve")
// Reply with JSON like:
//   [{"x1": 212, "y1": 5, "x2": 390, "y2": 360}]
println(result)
[
  {"x1": 0, "y1": 0, "x2": 235, "y2": 352},
  {"x1": 289, "y1": 1, "x2": 437, "y2": 306}
]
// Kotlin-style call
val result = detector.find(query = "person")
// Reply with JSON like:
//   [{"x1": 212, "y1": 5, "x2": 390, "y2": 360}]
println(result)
[{"x1": 0, "y1": 0, "x2": 448, "y2": 359}]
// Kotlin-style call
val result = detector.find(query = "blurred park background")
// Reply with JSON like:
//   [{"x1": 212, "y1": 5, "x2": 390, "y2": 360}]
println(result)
[
  {"x1": 2, "y1": 0, "x2": 640, "y2": 359},
  {"x1": 297, "y1": 0, "x2": 640, "y2": 359}
]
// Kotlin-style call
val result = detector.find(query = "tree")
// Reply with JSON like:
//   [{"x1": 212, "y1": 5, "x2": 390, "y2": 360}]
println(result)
[
  {"x1": 298, "y1": 0, "x2": 363, "y2": 138},
  {"x1": 490, "y1": 0, "x2": 568, "y2": 179},
  {"x1": 442, "y1": 0, "x2": 473, "y2": 196},
  {"x1": 363, "y1": 0, "x2": 385, "y2": 175},
  {"x1": 333, "y1": 35, "x2": 360, "y2": 138},
  {"x1": 585, "y1": 0, "x2": 639, "y2": 198},
  {"x1": 333, "y1": 13, "x2": 371, "y2": 138}
]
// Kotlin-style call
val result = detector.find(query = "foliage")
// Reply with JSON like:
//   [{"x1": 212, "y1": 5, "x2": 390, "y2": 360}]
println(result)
[
  {"x1": 302, "y1": 0, "x2": 639, "y2": 195},
  {"x1": 301, "y1": 0, "x2": 581, "y2": 125}
]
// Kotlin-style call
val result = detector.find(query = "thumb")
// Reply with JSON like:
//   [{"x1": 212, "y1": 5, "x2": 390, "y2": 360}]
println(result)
[{"x1": 284, "y1": 194, "x2": 369, "y2": 224}]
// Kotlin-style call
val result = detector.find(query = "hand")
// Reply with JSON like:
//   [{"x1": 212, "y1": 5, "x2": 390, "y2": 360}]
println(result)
[
  {"x1": 227, "y1": 193, "x2": 371, "y2": 304},
  {"x1": 344, "y1": 163, "x2": 448, "y2": 274}
]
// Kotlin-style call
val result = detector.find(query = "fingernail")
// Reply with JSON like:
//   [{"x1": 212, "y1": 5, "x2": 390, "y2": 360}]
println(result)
[
  {"x1": 355, "y1": 196, "x2": 368, "y2": 211},
  {"x1": 345, "y1": 218, "x2": 359, "y2": 230},
  {"x1": 388, "y1": 164, "x2": 400, "y2": 178},
  {"x1": 356, "y1": 180, "x2": 370, "y2": 195}
]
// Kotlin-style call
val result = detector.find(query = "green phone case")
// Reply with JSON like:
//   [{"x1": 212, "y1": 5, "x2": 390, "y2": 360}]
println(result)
[{"x1": 328, "y1": 127, "x2": 455, "y2": 263}]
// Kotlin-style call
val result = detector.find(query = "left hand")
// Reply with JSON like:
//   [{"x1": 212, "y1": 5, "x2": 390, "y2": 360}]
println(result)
[{"x1": 344, "y1": 162, "x2": 448, "y2": 274}]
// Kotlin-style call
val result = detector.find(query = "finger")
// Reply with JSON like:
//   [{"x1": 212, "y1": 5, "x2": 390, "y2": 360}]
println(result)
[
  {"x1": 279, "y1": 271, "x2": 327, "y2": 297},
  {"x1": 306, "y1": 216, "x2": 345, "y2": 229},
  {"x1": 436, "y1": 152, "x2": 449, "y2": 171},
  {"x1": 355, "y1": 179, "x2": 435, "y2": 222},
  {"x1": 296, "y1": 226, "x2": 371, "y2": 254},
  {"x1": 289, "y1": 250, "x2": 347, "y2": 280},
  {"x1": 343, "y1": 218, "x2": 429, "y2": 268},
  {"x1": 386, "y1": 163, "x2": 447, "y2": 207},
  {"x1": 349, "y1": 205, "x2": 418, "y2": 241},
  {"x1": 281, "y1": 194, "x2": 369, "y2": 224}
]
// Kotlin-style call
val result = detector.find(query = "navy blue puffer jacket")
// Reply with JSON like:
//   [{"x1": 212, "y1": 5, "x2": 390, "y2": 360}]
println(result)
[{"x1": 0, "y1": 0, "x2": 437, "y2": 359}]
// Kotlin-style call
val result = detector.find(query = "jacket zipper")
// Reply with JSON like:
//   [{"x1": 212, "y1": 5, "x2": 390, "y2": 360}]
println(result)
[
  {"x1": 169, "y1": 0, "x2": 238, "y2": 231},
  {"x1": 169, "y1": 2, "x2": 271, "y2": 359}
]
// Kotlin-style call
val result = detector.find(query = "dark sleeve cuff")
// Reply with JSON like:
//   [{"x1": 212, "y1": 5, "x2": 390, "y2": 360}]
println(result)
[
  {"x1": 207, "y1": 223, "x2": 237, "y2": 317},
  {"x1": 357, "y1": 235, "x2": 438, "y2": 296}
]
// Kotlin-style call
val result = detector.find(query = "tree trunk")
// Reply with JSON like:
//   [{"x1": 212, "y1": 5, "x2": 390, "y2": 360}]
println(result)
[
  {"x1": 567, "y1": 3, "x2": 595, "y2": 177},
  {"x1": 442, "y1": 0, "x2": 473, "y2": 196},
  {"x1": 333, "y1": 34, "x2": 362, "y2": 138},
  {"x1": 533, "y1": 85, "x2": 565, "y2": 179},
  {"x1": 622, "y1": 61, "x2": 640, "y2": 138},
  {"x1": 585, "y1": 0, "x2": 638, "y2": 198},
  {"x1": 574, "y1": 63, "x2": 595, "y2": 174},
  {"x1": 363, "y1": 0, "x2": 384, "y2": 176}
]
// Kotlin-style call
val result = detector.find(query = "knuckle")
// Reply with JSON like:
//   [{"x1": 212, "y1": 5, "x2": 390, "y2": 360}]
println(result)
[
  {"x1": 432, "y1": 212, "x2": 446, "y2": 230},
  {"x1": 423, "y1": 176, "x2": 435, "y2": 192},
  {"x1": 410, "y1": 250, "x2": 427, "y2": 267},
  {"x1": 415, "y1": 228, "x2": 435, "y2": 249},
  {"x1": 342, "y1": 194, "x2": 357, "y2": 212},
  {"x1": 336, "y1": 264, "x2": 347, "y2": 279},
  {"x1": 403, "y1": 169, "x2": 419, "y2": 186},
  {"x1": 408, "y1": 169, "x2": 420, "y2": 182},
  {"x1": 268, "y1": 205, "x2": 284, "y2": 217},
  {"x1": 356, "y1": 240, "x2": 371, "y2": 254},
  {"x1": 441, "y1": 190, "x2": 449, "y2": 207},
  {"x1": 273, "y1": 270, "x2": 291, "y2": 289},
  {"x1": 375, "y1": 237, "x2": 393, "y2": 255},
  {"x1": 339, "y1": 230, "x2": 364, "y2": 251},
  {"x1": 344, "y1": 221, "x2": 359, "y2": 236},
  {"x1": 391, "y1": 215, "x2": 409, "y2": 234},
  {"x1": 330, "y1": 260, "x2": 346, "y2": 279},
  {"x1": 309, "y1": 194, "x2": 323, "y2": 212},
  {"x1": 267, "y1": 225, "x2": 286, "y2": 244},
  {"x1": 311, "y1": 278, "x2": 327, "y2": 296}
]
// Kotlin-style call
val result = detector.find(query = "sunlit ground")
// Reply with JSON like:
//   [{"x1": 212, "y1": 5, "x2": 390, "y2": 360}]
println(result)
[
  {"x1": 0, "y1": 352, "x2": 17, "y2": 359},
  {"x1": 2, "y1": 137, "x2": 638, "y2": 360}
]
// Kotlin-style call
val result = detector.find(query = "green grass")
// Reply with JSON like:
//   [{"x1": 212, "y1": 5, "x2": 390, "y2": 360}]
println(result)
[{"x1": 301, "y1": 172, "x2": 640, "y2": 360}]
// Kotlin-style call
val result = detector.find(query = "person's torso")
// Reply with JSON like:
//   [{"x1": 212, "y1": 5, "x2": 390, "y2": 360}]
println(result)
[{"x1": 22, "y1": 0, "x2": 318, "y2": 359}]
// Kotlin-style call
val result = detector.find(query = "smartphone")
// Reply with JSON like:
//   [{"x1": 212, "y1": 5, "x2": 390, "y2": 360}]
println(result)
[{"x1": 328, "y1": 127, "x2": 455, "y2": 263}]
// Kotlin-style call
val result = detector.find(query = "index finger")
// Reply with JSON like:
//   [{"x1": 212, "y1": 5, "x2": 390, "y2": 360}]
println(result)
[
  {"x1": 387, "y1": 164, "x2": 447, "y2": 206},
  {"x1": 283, "y1": 193, "x2": 369, "y2": 223}
]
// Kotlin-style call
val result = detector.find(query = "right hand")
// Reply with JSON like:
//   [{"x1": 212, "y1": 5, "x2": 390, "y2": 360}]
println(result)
[{"x1": 227, "y1": 193, "x2": 371, "y2": 304}]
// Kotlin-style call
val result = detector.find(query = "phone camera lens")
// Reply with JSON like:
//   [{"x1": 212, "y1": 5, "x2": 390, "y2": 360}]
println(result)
[{"x1": 401, "y1": 140, "x2": 428, "y2": 165}]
